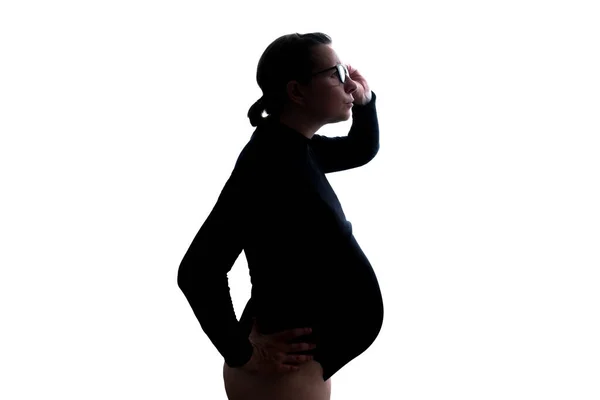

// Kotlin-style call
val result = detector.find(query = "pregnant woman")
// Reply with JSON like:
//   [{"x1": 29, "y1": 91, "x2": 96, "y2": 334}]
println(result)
[{"x1": 177, "y1": 32, "x2": 384, "y2": 400}]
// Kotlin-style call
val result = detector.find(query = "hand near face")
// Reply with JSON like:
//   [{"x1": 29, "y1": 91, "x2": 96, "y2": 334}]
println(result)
[{"x1": 347, "y1": 64, "x2": 372, "y2": 105}]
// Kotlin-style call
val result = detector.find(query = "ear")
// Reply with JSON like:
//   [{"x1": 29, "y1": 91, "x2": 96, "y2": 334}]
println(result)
[{"x1": 286, "y1": 80, "x2": 309, "y2": 106}]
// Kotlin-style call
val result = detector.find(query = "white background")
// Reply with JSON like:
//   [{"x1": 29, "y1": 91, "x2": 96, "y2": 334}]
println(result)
[{"x1": 1, "y1": 1, "x2": 599, "y2": 399}]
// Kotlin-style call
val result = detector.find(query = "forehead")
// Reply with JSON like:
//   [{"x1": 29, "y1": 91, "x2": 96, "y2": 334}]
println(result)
[{"x1": 312, "y1": 44, "x2": 342, "y2": 69}]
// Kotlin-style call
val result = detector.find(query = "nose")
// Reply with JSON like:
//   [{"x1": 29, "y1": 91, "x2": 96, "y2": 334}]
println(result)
[{"x1": 345, "y1": 77, "x2": 358, "y2": 94}]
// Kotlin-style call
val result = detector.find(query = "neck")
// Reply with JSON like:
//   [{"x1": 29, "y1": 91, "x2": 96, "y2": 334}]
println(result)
[{"x1": 277, "y1": 111, "x2": 323, "y2": 140}]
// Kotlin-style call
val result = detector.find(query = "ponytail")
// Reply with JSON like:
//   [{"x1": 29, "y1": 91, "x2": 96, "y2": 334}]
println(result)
[
  {"x1": 247, "y1": 94, "x2": 285, "y2": 127},
  {"x1": 247, "y1": 96, "x2": 267, "y2": 127}
]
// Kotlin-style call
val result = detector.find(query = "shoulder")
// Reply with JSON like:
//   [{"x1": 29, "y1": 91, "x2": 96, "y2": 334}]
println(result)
[{"x1": 238, "y1": 134, "x2": 307, "y2": 177}]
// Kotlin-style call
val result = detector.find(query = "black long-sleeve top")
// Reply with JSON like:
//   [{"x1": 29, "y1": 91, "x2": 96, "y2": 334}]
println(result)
[{"x1": 178, "y1": 91, "x2": 382, "y2": 373}]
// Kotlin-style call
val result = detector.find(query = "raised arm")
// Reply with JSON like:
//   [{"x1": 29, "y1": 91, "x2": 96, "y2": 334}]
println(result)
[
  {"x1": 309, "y1": 91, "x2": 379, "y2": 174},
  {"x1": 177, "y1": 166, "x2": 254, "y2": 368}
]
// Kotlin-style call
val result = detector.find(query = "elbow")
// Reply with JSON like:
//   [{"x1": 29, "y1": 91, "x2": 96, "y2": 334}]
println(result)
[
  {"x1": 371, "y1": 142, "x2": 380, "y2": 159},
  {"x1": 177, "y1": 260, "x2": 210, "y2": 292},
  {"x1": 177, "y1": 249, "x2": 197, "y2": 290},
  {"x1": 361, "y1": 144, "x2": 379, "y2": 166},
  {"x1": 177, "y1": 262, "x2": 190, "y2": 291}
]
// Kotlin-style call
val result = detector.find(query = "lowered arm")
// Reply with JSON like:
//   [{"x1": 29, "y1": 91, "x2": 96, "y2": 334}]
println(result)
[{"x1": 177, "y1": 166, "x2": 254, "y2": 368}]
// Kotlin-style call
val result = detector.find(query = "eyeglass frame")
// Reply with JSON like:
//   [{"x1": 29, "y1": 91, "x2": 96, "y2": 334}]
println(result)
[{"x1": 310, "y1": 63, "x2": 350, "y2": 84}]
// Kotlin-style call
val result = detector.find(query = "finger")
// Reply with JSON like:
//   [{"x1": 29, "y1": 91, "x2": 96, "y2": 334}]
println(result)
[
  {"x1": 347, "y1": 64, "x2": 361, "y2": 78},
  {"x1": 276, "y1": 327, "x2": 312, "y2": 342},
  {"x1": 279, "y1": 364, "x2": 300, "y2": 373},
  {"x1": 284, "y1": 354, "x2": 314, "y2": 365},
  {"x1": 289, "y1": 342, "x2": 317, "y2": 352}
]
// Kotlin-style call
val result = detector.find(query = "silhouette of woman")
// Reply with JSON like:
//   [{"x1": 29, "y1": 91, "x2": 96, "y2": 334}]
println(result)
[{"x1": 178, "y1": 32, "x2": 383, "y2": 400}]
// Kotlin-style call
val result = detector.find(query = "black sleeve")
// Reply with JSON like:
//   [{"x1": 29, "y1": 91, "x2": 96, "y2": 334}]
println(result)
[
  {"x1": 177, "y1": 167, "x2": 254, "y2": 368},
  {"x1": 309, "y1": 91, "x2": 379, "y2": 174}
]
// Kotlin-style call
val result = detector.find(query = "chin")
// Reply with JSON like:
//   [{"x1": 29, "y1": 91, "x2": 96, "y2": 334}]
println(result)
[
  {"x1": 323, "y1": 109, "x2": 352, "y2": 125},
  {"x1": 341, "y1": 112, "x2": 353, "y2": 122}
]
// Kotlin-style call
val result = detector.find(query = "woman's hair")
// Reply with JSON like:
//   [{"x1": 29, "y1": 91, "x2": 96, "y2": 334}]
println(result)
[{"x1": 247, "y1": 32, "x2": 332, "y2": 127}]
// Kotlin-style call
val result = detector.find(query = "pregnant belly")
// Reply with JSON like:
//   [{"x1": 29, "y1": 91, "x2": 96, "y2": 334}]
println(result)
[
  {"x1": 286, "y1": 276, "x2": 384, "y2": 382},
  {"x1": 239, "y1": 234, "x2": 384, "y2": 380},
  {"x1": 254, "y1": 235, "x2": 383, "y2": 334},
  {"x1": 250, "y1": 234, "x2": 384, "y2": 370}
]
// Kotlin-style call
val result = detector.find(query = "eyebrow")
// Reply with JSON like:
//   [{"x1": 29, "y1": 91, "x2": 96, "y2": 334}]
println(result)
[
  {"x1": 325, "y1": 61, "x2": 342, "y2": 70},
  {"x1": 312, "y1": 62, "x2": 344, "y2": 76}
]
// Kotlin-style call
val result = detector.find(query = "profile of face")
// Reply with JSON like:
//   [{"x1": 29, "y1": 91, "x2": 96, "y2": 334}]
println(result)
[{"x1": 283, "y1": 44, "x2": 359, "y2": 129}]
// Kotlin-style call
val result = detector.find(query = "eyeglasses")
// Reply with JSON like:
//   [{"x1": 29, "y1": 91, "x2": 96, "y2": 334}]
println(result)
[{"x1": 310, "y1": 63, "x2": 349, "y2": 84}]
